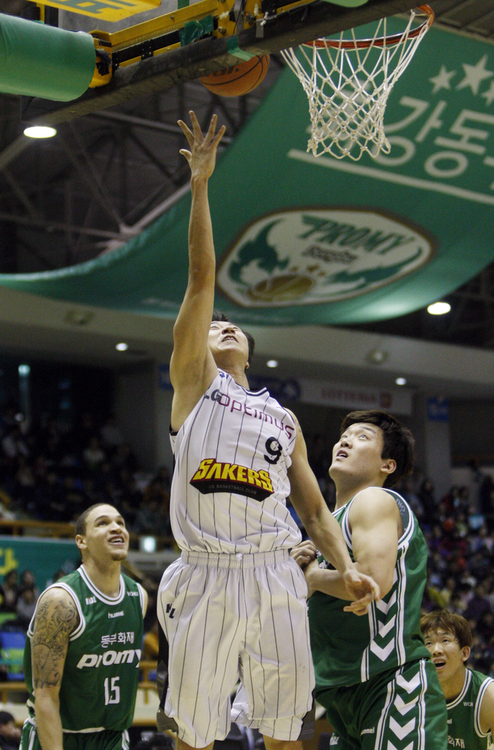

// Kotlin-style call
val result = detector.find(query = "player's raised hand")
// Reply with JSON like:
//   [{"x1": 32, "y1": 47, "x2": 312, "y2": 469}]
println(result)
[
  {"x1": 342, "y1": 567, "x2": 380, "y2": 616},
  {"x1": 178, "y1": 111, "x2": 226, "y2": 181}
]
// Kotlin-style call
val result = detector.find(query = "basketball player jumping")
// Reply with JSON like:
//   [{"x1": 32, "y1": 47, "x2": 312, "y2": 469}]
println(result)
[
  {"x1": 156, "y1": 111, "x2": 380, "y2": 750},
  {"x1": 292, "y1": 410, "x2": 448, "y2": 750},
  {"x1": 21, "y1": 503, "x2": 147, "y2": 750}
]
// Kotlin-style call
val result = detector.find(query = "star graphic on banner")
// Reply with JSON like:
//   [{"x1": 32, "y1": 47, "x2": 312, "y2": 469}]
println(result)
[
  {"x1": 429, "y1": 65, "x2": 456, "y2": 94},
  {"x1": 482, "y1": 81, "x2": 494, "y2": 106},
  {"x1": 456, "y1": 54, "x2": 494, "y2": 95}
]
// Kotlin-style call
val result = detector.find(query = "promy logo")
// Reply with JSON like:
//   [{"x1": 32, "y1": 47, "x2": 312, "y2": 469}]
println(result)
[{"x1": 216, "y1": 208, "x2": 435, "y2": 308}]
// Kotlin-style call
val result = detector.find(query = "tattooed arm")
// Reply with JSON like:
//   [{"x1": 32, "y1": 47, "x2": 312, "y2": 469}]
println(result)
[{"x1": 31, "y1": 586, "x2": 79, "y2": 750}]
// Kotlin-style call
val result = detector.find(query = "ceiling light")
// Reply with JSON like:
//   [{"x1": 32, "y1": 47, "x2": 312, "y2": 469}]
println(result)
[
  {"x1": 427, "y1": 301, "x2": 451, "y2": 315},
  {"x1": 140, "y1": 536, "x2": 157, "y2": 553},
  {"x1": 395, "y1": 377, "x2": 407, "y2": 386},
  {"x1": 266, "y1": 360, "x2": 278, "y2": 368},
  {"x1": 23, "y1": 125, "x2": 57, "y2": 139},
  {"x1": 116, "y1": 342, "x2": 128, "y2": 351}
]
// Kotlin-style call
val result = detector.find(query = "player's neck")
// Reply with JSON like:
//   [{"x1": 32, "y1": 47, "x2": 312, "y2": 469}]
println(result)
[
  {"x1": 82, "y1": 560, "x2": 122, "y2": 599},
  {"x1": 213, "y1": 350, "x2": 250, "y2": 388},
  {"x1": 440, "y1": 665, "x2": 468, "y2": 702},
  {"x1": 222, "y1": 364, "x2": 250, "y2": 389}
]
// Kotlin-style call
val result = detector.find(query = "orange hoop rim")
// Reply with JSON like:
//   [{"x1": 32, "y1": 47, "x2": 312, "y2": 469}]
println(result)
[{"x1": 306, "y1": 5, "x2": 434, "y2": 50}]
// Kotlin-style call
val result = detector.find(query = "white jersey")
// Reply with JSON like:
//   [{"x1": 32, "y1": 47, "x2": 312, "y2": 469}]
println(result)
[{"x1": 170, "y1": 369, "x2": 302, "y2": 554}]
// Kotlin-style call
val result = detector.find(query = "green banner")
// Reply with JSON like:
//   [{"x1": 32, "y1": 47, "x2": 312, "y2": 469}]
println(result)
[
  {"x1": 1, "y1": 23, "x2": 494, "y2": 324},
  {"x1": 0, "y1": 536, "x2": 80, "y2": 592}
]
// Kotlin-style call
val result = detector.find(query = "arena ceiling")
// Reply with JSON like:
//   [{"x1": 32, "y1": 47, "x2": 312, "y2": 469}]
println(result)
[{"x1": 1, "y1": 0, "x2": 494, "y2": 351}]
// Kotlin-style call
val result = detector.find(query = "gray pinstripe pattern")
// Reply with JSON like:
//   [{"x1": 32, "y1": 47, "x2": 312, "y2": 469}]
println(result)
[
  {"x1": 169, "y1": 370, "x2": 300, "y2": 554},
  {"x1": 160, "y1": 370, "x2": 314, "y2": 745},
  {"x1": 158, "y1": 542, "x2": 314, "y2": 744}
]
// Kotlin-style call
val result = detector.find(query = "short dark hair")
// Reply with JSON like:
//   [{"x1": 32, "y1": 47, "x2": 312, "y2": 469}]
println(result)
[
  {"x1": 420, "y1": 610, "x2": 472, "y2": 650},
  {"x1": 211, "y1": 311, "x2": 255, "y2": 366},
  {"x1": 75, "y1": 503, "x2": 109, "y2": 537},
  {"x1": 339, "y1": 410, "x2": 414, "y2": 487}
]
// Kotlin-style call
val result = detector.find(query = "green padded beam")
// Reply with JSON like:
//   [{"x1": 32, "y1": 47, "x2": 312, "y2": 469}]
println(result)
[{"x1": 0, "y1": 13, "x2": 96, "y2": 102}]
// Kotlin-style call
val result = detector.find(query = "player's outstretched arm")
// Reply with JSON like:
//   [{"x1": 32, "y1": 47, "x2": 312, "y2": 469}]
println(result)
[
  {"x1": 287, "y1": 414, "x2": 379, "y2": 612},
  {"x1": 479, "y1": 681, "x2": 494, "y2": 737},
  {"x1": 31, "y1": 587, "x2": 79, "y2": 750},
  {"x1": 170, "y1": 111, "x2": 226, "y2": 431}
]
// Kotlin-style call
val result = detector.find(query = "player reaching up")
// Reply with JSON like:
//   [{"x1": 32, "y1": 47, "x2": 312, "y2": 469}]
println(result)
[{"x1": 156, "y1": 111, "x2": 379, "y2": 750}]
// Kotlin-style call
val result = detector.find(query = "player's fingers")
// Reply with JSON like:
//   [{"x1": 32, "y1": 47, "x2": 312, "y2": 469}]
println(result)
[
  {"x1": 206, "y1": 113, "x2": 218, "y2": 141},
  {"x1": 343, "y1": 593, "x2": 373, "y2": 615},
  {"x1": 189, "y1": 110, "x2": 204, "y2": 140},
  {"x1": 370, "y1": 581, "x2": 381, "y2": 601},
  {"x1": 179, "y1": 149, "x2": 192, "y2": 162},
  {"x1": 290, "y1": 550, "x2": 308, "y2": 566},
  {"x1": 292, "y1": 541, "x2": 310, "y2": 552},
  {"x1": 344, "y1": 604, "x2": 369, "y2": 617},
  {"x1": 298, "y1": 540, "x2": 317, "y2": 554},
  {"x1": 177, "y1": 120, "x2": 194, "y2": 146},
  {"x1": 297, "y1": 552, "x2": 315, "y2": 565},
  {"x1": 212, "y1": 124, "x2": 226, "y2": 148}
]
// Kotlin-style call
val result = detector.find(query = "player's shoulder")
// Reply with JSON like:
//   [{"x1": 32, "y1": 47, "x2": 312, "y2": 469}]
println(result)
[
  {"x1": 479, "y1": 672, "x2": 494, "y2": 699},
  {"x1": 121, "y1": 572, "x2": 141, "y2": 595},
  {"x1": 350, "y1": 486, "x2": 401, "y2": 518},
  {"x1": 478, "y1": 674, "x2": 494, "y2": 734},
  {"x1": 284, "y1": 408, "x2": 300, "y2": 432},
  {"x1": 121, "y1": 571, "x2": 137, "y2": 586},
  {"x1": 38, "y1": 582, "x2": 78, "y2": 607},
  {"x1": 122, "y1": 574, "x2": 147, "y2": 612},
  {"x1": 33, "y1": 584, "x2": 80, "y2": 633},
  {"x1": 353, "y1": 486, "x2": 397, "y2": 504}
]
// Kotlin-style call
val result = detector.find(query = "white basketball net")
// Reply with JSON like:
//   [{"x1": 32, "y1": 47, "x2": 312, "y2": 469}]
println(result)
[{"x1": 281, "y1": 6, "x2": 433, "y2": 161}]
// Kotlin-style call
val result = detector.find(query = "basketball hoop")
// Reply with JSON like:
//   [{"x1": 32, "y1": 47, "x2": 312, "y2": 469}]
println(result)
[{"x1": 281, "y1": 5, "x2": 434, "y2": 161}]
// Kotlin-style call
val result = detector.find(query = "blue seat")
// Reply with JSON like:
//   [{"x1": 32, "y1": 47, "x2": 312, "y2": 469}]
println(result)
[{"x1": 0, "y1": 630, "x2": 26, "y2": 681}]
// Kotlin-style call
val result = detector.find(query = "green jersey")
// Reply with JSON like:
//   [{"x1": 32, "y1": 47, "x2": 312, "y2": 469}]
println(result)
[
  {"x1": 23, "y1": 565, "x2": 145, "y2": 734},
  {"x1": 309, "y1": 488, "x2": 430, "y2": 689},
  {"x1": 447, "y1": 669, "x2": 493, "y2": 750}
]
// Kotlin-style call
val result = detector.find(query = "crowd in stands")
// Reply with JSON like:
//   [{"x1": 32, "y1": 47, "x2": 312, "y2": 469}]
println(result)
[
  {"x1": 415, "y1": 469, "x2": 494, "y2": 678},
  {"x1": 0, "y1": 569, "x2": 38, "y2": 631},
  {"x1": 2, "y1": 415, "x2": 494, "y2": 684},
  {"x1": 0, "y1": 407, "x2": 172, "y2": 537}
]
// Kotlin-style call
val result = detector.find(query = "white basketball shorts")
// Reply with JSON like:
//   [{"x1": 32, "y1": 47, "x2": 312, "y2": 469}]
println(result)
[{"x1": 157, "y1": 549, "x2": 314, "y2": 748}]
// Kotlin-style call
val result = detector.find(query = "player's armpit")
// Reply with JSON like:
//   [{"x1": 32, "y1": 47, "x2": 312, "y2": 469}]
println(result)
[{"x1": 31, "y1": 588, "x2": 79, "y2": 690}]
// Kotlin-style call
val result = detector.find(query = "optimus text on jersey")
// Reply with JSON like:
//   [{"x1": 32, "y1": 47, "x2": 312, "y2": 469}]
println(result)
[{"x1": 208, "y1": 389, "x2": 294, "y2": 439}]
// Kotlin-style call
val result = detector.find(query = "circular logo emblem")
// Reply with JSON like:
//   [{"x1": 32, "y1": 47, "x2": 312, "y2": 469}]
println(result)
[{"x1": 217, "y1": 208, "x2": 436, "y2": 308}]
